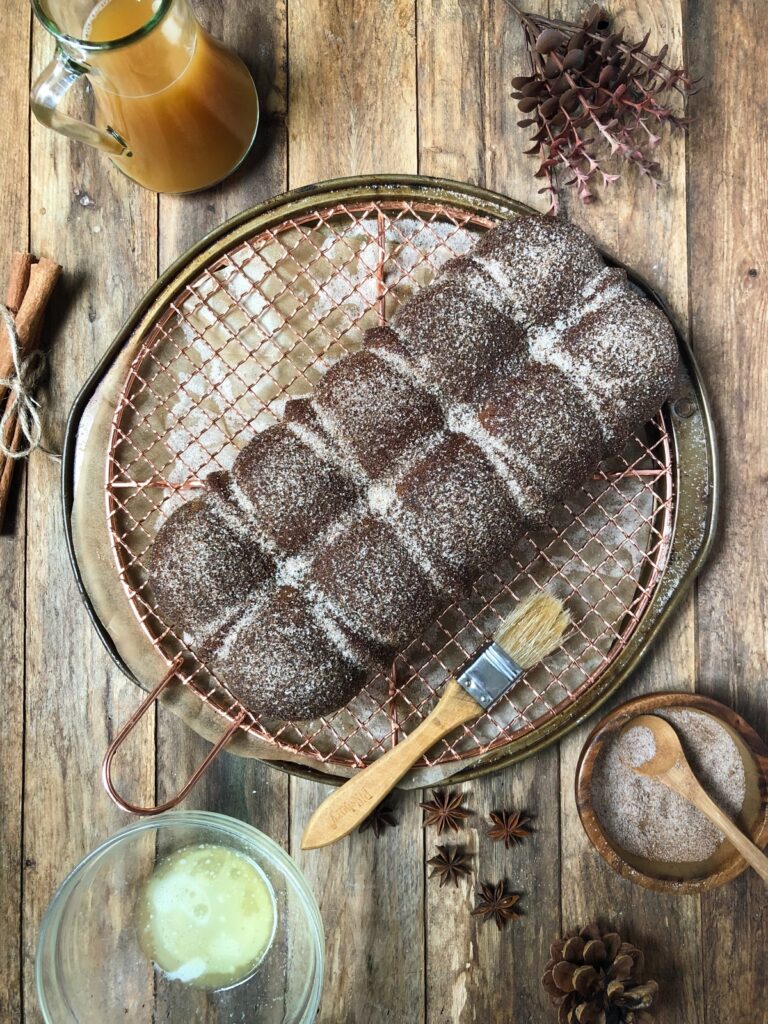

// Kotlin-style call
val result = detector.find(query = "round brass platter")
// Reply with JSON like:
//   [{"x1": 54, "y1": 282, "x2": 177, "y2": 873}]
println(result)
[{"x1": 62, "y1": 175, "x2": 718, "y2": 789}]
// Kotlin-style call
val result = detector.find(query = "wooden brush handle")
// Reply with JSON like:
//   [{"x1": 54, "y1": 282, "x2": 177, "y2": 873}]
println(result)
[
  {"x1": 670, "y1": 764, "x2": 768, "y2": 884},
  {"x1": 301, "y1": 678, "x2": 479, "y2": 850}
]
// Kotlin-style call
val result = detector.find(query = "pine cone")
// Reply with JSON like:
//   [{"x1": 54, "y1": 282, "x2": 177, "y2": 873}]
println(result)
[{"x1": 541, "y1": 922, "x2": 658, "y2": 1024}]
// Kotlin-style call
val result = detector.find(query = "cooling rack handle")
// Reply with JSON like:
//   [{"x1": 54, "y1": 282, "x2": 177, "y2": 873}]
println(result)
[{"x1": 101, "y1": 655, "x2": 247, "y2": 814}]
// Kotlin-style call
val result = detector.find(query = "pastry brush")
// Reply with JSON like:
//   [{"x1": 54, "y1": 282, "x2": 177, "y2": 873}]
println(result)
[{"x1": 301, "y1": 592, "x2": 569, "y2": 850}]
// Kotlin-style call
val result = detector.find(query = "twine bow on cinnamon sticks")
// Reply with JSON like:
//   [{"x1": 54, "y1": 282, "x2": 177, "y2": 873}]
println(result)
[{"x1": 0, "y1": 252, "x2": 61, "y2": 527}]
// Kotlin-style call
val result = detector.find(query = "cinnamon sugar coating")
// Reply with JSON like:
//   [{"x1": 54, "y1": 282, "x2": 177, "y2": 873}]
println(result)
[
  {"x1": 313, "y1": 349, "x2": 443, "y2": 477},
  {"x1": 230, "y1": 423, "x2": 358, "y2": 554},
  {"x1": 207, "y1": 585, "x2": 366, "y2": 721},
  {"x1": 392, "y1": 278, "x2": 526, "y2": 402},
  {"x1": 469, "y1": 214, "x2": 605, "y2": 325},
  {"x1": 311, "y1": 515, "x2": 440, "y2": 653},
  {"x1": 148, "y1": 486, "x2": 273, "y2": 641},
  {"x1": 554, "y1": 286, "x2": 679, "y2": 452},
  {"x1": 479, "y1": 362, "x2": 605, "y2": 508},
  {"x1": 392, "y1": 434, "x2": 523, "y2": 585},
  {"x1": 148, "y1": 214, "x2": 679, "y2": 721}
]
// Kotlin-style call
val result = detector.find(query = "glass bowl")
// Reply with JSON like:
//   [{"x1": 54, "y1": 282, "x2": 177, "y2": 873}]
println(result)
[{"x1": 36, "y1": 811, "x2": 324, "y2": 1023}]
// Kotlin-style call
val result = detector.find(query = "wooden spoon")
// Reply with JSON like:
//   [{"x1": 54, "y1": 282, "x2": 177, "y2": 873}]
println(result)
[{"x1": 624, "y1": 715, "x2": 768, "y2": 883}]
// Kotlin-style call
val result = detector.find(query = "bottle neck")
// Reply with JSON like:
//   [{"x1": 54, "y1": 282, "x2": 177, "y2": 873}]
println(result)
[{"x1": 41, "y1": 0, "x2": 198, "y2": 98}]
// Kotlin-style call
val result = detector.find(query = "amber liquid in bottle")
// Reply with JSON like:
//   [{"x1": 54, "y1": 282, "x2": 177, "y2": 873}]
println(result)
[{"x1": 85, "y1": 0, "x2": 258, "y2": 193}]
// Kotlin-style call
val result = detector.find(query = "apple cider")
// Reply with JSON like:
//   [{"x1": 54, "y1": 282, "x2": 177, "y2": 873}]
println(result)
[{"x1": 83, "y1": 0, "x2": 258, "y2": 192}]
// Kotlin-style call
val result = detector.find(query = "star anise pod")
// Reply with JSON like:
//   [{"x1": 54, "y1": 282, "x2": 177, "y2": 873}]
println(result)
[
  {"x1": 428, "y1": 845, "x2": 473, "y2": 888},
  {"x1": 358, "y1": 801, "x2": 398, "y2": 837},
  {"x1": 487, "y1": 810, "x2": 532, "y2": 849},
  {"x1": 420, "y1": 789, "x2": 471, "y2": 834},
  {"x1": 471, "y1": 880, "x2": 522, "y2": 930},
  {"x1": 503, "y1": 1, "x2": 697, "y2": 212}
]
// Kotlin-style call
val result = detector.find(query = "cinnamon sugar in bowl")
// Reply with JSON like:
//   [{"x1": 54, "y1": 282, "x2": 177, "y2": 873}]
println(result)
[{"x1": 576, "y1": 693, "x2": 768, "y2": 892}]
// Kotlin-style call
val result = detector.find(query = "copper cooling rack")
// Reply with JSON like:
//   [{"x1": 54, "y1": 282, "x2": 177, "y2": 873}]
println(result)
[{"x1": 63, "y1": 176, "x2": 717, "y2": 805}]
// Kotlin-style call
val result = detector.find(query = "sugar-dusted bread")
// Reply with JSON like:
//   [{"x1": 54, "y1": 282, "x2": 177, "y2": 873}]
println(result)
[
  {"x1": 148, "y1": 215, "x2": 679, "y2": 720},
  {"x1": 149, "y1": 472, "x2": 274, "y2": 640}
]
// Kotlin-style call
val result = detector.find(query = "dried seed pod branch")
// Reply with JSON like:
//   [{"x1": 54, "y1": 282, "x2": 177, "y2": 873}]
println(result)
[{"x1": 503, "y1": 1, "x2": 697, "y2": 213}]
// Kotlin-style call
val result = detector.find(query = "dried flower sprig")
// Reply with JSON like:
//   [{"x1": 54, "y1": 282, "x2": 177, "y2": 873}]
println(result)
[{"x1": 504, "y1": 2, "x2": 697, "y2": 213}]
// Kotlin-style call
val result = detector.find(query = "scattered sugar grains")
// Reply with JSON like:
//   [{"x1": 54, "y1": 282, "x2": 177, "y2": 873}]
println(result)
[{"x1": 592, "y1": 709, "x2": 746, "y2": 864}]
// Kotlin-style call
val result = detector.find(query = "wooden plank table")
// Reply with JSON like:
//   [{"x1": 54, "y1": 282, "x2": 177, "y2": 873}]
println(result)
[{"x1": 1, "y1": 0, "x2": 765, "y2": 1020}]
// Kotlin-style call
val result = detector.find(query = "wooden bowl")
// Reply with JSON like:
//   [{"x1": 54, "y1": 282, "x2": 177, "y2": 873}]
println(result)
[{"x1": 575, "y1": 692, "x2": 768, "y2": 892}]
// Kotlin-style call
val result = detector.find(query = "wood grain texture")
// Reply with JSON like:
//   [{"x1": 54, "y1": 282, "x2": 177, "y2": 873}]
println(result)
[
  {"x1": 417, "y1": 0, "x2": 487, "y2": 186},
  {"x1": 424, "y1": 767, "x2": 560, "y2": 1024},
  {"x1": 687, "y1": 0, "x2": 768, "y2": 1019},
  {"x1": 0, "y1": 6, "x2": 31, "y2": 1021},
  {"x1": 0, "y1": 2, "x2": 31, "y2": 297},
  {"x1": 287, "y1": 3, "x2": 423, "y2": 1019},
  {"x1": 287, "y1": 0, "x2": 418, "y2": 188},
  {"x1": 418, "y1": 3, "x2": 560, "y2": 1020},
  {"x1": 21, "y1": 16, "x2": 158, "y2": 1021},
  {"x1": 291, "y1": 785, "x2": 426, "y2": 1024},
  {"x1": 0, "y1": 411, "x2": 26, "y2": 1024}
]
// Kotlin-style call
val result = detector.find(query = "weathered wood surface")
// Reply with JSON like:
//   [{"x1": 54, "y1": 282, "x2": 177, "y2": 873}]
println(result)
[
  {"x1": 0, "y1": 10, "x2": 31, "y2": 1024},
  {"x1": 0, "y1": 0, "x2": 765, "y2": 1021},
  {"x1": 687, "y1": 1, "x2": 768, "y2": 1021},
  {"x1": 19, "y1": 0, "x2": 158, "y2": 1017}
]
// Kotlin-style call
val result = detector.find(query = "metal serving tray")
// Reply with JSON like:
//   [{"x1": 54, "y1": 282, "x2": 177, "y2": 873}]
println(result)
[{"x1": 62, "y1": 175, "x2": 717, "y2": 806}]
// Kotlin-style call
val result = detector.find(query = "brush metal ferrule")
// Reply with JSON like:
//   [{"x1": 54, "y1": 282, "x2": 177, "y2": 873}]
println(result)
[{"x1": 456, "y1": 641, "x2": 524, "y2": 710}]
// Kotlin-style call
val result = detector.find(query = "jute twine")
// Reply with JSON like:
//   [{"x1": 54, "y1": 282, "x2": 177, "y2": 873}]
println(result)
[{"x1": 0, "y1": 303, "x2": 59, "y2": 461}]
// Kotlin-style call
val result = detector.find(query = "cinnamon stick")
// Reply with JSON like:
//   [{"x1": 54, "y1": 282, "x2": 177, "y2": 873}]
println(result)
[
  {"x1": 15, "y1": 258, "x2": 62, "y2": 352},
  {"x1": 5, "y1": 252, "x2": 32, "y2": 315},
  {"x1": 0, "y1": 257, "x2": 60, "y2": 413},
  {"x1": 0, "y1": 417, "x2": 23, "y2": 524},
  {"x1": 1, "y1": 252, "x2": 32, "y2": 410},
  {"x1": 0, "y1": 255, "x2": 61, "y2": 528}
]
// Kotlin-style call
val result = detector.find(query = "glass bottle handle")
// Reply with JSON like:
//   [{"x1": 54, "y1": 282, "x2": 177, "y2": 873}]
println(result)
[{"x1": 31, "y1": 50, "x2": 131, "y2": 158}]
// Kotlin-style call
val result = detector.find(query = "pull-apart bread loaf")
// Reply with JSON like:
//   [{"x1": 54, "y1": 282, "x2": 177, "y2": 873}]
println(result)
[{"x1": 149, "y1": 215, "x2": 679, "y2": 720}]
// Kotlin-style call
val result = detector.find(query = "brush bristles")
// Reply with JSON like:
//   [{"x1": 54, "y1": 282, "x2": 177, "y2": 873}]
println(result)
[{"x1": 493, "y1": 592, "x2": 570, "y2": 669}]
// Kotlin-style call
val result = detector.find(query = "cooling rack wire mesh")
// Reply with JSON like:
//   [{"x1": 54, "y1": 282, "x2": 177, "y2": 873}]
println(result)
[{"x1": 106, "y1": 199, "x2": 675, "y2": 771}]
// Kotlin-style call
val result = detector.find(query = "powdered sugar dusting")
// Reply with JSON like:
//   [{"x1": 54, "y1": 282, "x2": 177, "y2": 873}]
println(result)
[
  {"x1": 303, "y1": 588, "x2": 368, "y2": 669},
  {"x1": 447, "y1": 403, "x2": 543, "y2": 521},
  {"x1": 529, "y1": 328, "x2": 618, "y2": 443},
  {"x1": 285, "y1": 419, "x2": 362, "y2": 484},
  {"x1": 119, "y1": 205, "x2": 678, "y2": 739}
]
